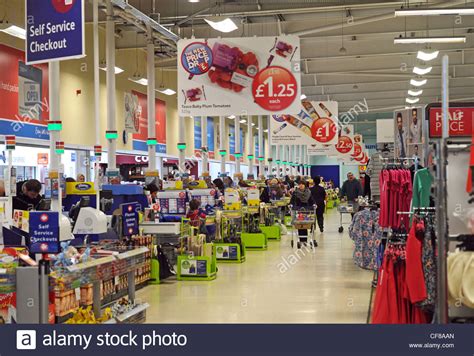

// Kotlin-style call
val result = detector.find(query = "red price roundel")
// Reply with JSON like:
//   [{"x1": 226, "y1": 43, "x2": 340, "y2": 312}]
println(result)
[
  {"x1": 351, "y1": 143, "x2": 362, "y2": 158},
  {"x1": 252, "y1": 66, "x2": 297, "y2": 111},
  {"x1": 52, "y1": 0, "x2": 76, "y2": 14},
  {"x1": 336, "y1": 136, "x2": 353, "y2": 154},
  {"x1": 311, "y1": 118, "x2": 337, "y2": 143}
]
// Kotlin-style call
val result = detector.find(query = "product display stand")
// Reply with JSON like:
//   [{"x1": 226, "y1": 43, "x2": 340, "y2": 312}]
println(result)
[
  {"x1": 241, "y1": 207, "x2": 268, "y2": 250},
  {"x1": 176, "y1": 253, "x2": 218, "y2": 281},
  {"x1": 215, "y1": 211, "x2": 246, "y2": 263}
]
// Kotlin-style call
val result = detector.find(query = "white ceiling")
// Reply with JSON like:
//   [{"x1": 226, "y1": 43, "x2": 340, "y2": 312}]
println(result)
[{"x1": 96, "y1": 0, "x2": 474, "y2": 135}]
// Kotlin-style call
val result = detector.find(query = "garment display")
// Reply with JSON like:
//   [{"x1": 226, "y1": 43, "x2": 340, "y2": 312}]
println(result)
[
  {"x1": 378, "y1": 168, "x2": 412, "y2": 229},
  {"x1": 349, "y1": 209, "x2": 383, "y2": 271},
  {"x1": 411, "y1": 168, "x2": 434, "y2": 211},
  {"x1": 367, "y1": 150, "x2": 392, "y2": 201}
]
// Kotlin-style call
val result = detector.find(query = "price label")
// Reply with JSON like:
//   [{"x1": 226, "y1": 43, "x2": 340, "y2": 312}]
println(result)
[
  {"x1": 351, "y1": 143, "x2": 362, "y2": 157},
  {"x1": 252, "y1": 66, "x2": 297, "y2": 111},
  {"x1": 336, "y1": 136, "x2": 353, "y2": 154},
  {"x1": 311, "y1": 118, "x2": 337, "y2": 143}
]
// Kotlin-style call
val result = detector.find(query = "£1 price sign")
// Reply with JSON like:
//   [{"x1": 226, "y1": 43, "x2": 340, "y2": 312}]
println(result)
[
  {"x1": 252, "y1": 66, "x2": 297, "y2": 111},
  {"x1": 311, "y1": 118, "x2": 337, "y2": 143},
  {"x1": 336, "y1": 136, "x2": 353, "y2": 154}
]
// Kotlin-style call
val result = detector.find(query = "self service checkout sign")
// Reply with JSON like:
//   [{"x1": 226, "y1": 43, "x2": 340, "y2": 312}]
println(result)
[
  {"x1": 25, "y1": 0, "x2": 85, "y2": 65},
  {"x1": 29, "y1": 212, "x2": 60, "y2": 254},
  {"x1": 121, "y1": 203, "x2": 140, "y2": 236}
]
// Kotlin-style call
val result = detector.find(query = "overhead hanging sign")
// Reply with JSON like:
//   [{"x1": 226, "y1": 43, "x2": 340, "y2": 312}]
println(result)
[
  {"x1": 335, "y1": 124, "x2": 355, "y2": 156},
  {"x1": 26, "y1": 0, "x2": 85, "y2": 64},
  {"x1": 271, "y1": 100, "x2": 339, "y2": 150},
  {"x1": 178, "y1": 36, "x2": 301, "y2": 116},
  {"x1": 394, "y1": 107, "x2": 423, "y2": 160},
  {"x1": 427, "y1": 104, "x2": 473, "y2": 138}
]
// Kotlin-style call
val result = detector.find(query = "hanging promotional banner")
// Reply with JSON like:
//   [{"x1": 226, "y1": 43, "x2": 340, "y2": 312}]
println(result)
[
  {"x1": 26, "y1": 0, "x2": 85, "y2": 64},
  {"x1": 194, "y1": 117, "x2": 215, "y2": 159},
  {"x1": 130, "y1": 90, "x2": 167, "y2": 154},
  {"x1": 335, "y1": 124, "x2": 355, "y2": 156},
  {"x1": 351, "y1": 134, "x2": 363, "y2": 158},
  {"x1": 376, "y1": 119, "x2": 394, "y2": 143},
  {"x1": 178, "y1": 36, "x2": 301, "y2": 116},
  {"x1": 124, "y1": 92, "x2": 140, "y2": 134},
  {"x1": 271, "y1": 100, "x2": 338, "y2": 150},
  {"x1": 394, "y1": 107, "x2": 423, "y2": 162},
  {"x1": 427, "y1": 104, "x2": 473, "y2": 138},
  {"x1": 0, "y1": 44, "x2": 50, "y2": 140}
]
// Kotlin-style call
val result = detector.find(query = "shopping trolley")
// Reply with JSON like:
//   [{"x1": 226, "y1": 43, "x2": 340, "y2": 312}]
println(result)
[
  {"x1": 289, "y1": 205, "x2": 317, "y2": 249},
  {"x1": 337, "y1": 201, "x2": 355, "y2": 233}
]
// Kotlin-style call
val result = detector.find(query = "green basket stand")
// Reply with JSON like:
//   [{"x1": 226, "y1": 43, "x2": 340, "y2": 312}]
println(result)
[
  {"x1": 241, "y1": 232, "x2": 268, "y2": 250},
  {"x1": 176, "y1": 254, "x2": 217, "y2": 281},
  {"x1": 259, "y1": 224, "x2": 281, "y2": 240},
  {"x1": 149, "y1": 256, "x2": 161, "y2": 285},
  {"x1": 214, "y1": 242, "x2": 246, "y2": 263}
]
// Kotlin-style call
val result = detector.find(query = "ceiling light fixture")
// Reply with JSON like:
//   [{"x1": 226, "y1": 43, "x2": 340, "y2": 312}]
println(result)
[
  {"x1": 156, "y1": 88, "x2": 176, "y2": 96},
  {"x1": 188, "y1": 0, "x2": 200, "y2": 2},
  {"x1": 228, "y1": 115, "x2": 236, "y2": 119},
  {"x1": 417, "y1": 50, "x2": 439, "y2": 61},
  {"x1": 99, "y1": 61, "x2": 124, "y2": 74},
  {"x1": 0, "y1": 23, "x2": 26, "y2": 40},
  {"x1": 239, "y1": 119, "x2": 247, "y2": 124},
  {"x1": 204, "y1": 17, "x2": 238, "y2": 33},
  {"x1": 394, "y1": 36, "x2": 466, "y2": 44},
  {"x1": 410, "y1": 78, "x2": 427, "y2": 87},
  {"x1": 413, "y1": 66, "x2": 432, "y2": 75},
  {"x1": 408, "y1": 89, "x2": 423, "y2": 96},
  {"x1": 300, "y1": 94, "x2": 307, "y2": 100},
  {"x1": 406, "y1": 97, "x2": 420, "y2": 104},
  {"x1": 395, "y1": 8, "x2": 474, "y2": 17},
  {"x1": 339, "y1": 9, "x2": 347, "y2": 55},
  {"x1": 129, "y1": 74, "x2": 148, "y2": 86}
]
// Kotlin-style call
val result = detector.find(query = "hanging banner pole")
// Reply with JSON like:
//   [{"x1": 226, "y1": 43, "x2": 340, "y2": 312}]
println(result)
[
  {"x1": 234, "y1": 116, "x2": 241, "y2": 178},
  {"x1": 247, "y1": 116, "x2": 254, "y2": 178},
  {"x1": 201, "y1": 116, "x2": 209, "y2": 177},
  {"x1": 219, "y1": 116, "x2": 226, "y2": 176}
]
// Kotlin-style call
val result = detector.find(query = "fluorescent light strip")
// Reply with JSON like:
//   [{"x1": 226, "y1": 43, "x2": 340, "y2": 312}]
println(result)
[
  {"x1": 410, "y1": 78, "x2": 427, "y2": 87},
  {"x1": 417, "y1": 50, "x2": 439, "y2": 61},
  {"x1": 227, "y1": 115, "x2": 236, "y2": 119},
  {"x1": 413, "y1": 66, "x2": 432, "y2": 75},
  {"x1": 129, "y1": 77, "x2": 148, "y2": 86},
  {"x1": 300, "y1": 94, "x2": 307, "y2": 100},
  {"x1": 204, "y1": 18, "x2": 238, "y2": 33},
  {"x1": 394, "y1": 36, "x2": 466, "y2": 44},
  {"x1": 0, "y1": 25, "x2": 26, "y2": 40},
  {"x1": 395, "y1": 8, "x2": 474, "y2": 17},
  {"x1": 156, "y1": 88, "x2": 176, "y2": 95},
  {"x1": 406, "y1": 97, "x2": 420, "y2": 104},
  {"x1": 408, "y1": 89, "x2": 423, "y2": 96},
  {"x1": 99, "y1": 66, "x2": 124, "y2": 74},
  {"x1": 239, "y1": 119, "x2": 247, "y2": 124}
]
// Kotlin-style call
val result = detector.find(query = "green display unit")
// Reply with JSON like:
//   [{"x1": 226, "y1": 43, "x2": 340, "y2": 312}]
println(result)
[
  {"x1": 241, "y1": 232, "x2": 267, "y2": 250},
  {"x1": 284, "y1": 215, "x2": 292, "y2": 227},
  {"x1": 259, "y1": 224, "x2": 281, "y2": 240},
  {"x1": 177, "y1": 255, "x2": 217, "y2": 281},
  {"x1": 214, "y1": 243, "x2": 246, "y2": 263},
  {"x1": 149, "y1": 258, "x2": 161, "y2": 285},
  {"x1": 326, "y1": 200, "x2": 335, "y2": 209}
]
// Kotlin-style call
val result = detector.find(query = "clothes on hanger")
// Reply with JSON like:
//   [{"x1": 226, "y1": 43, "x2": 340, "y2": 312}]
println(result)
[
  {"x1": 349, "y1": 208, "x2": 383, "y2": 271},
  {"x1": 367, "y1": 150, "x2": 392, "y2": 201},
  {"x1": 378, "y1": 168, "x2": 412, "y2": 229}
]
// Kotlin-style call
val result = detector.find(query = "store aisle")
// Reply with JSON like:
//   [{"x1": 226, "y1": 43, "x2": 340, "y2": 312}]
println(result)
[{"x1": 137, "y1": 210, "x2": 373, "y2": 323}]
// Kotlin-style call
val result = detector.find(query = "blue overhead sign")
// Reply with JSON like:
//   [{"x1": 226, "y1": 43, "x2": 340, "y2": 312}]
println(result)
[{"x1": 26, "y1": 0, "x2": 85, "y2": 65}]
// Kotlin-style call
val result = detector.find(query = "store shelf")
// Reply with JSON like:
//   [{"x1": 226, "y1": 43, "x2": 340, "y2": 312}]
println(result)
[{"x1": 115, "y1": 303, "x2": 149, "y2": 323}]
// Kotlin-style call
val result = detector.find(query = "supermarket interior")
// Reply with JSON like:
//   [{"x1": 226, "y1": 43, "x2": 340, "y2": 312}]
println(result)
[{"x1": 0, "y1": 0, "x2": 473, "y2": 326}]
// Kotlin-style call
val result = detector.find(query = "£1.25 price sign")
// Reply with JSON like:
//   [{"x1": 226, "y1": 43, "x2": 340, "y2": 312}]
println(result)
[
  {"x1": 336, "y1": 136, "x2": 353, "y2": 154},
  {"x1": 252, "y1": 66, "x2": 297, "y2": 112}
]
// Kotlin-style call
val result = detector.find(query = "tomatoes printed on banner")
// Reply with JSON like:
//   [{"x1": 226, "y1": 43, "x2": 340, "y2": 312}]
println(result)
[
  {"x1": 311, "y1": 117, "x2": 337, "y2": 143},
  {"x1": 252, "y1": 66, "x2": 298, "y2": 111},
  {"x1": 336, "y1": 136, "x2": 353, "y2": 154}
]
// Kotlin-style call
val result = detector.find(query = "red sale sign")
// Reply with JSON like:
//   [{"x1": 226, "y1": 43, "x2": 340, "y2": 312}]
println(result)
[
  {"x1": 336, "y1": 136, "x2": 353, "y2": 154},
  {"x1": 428, "y1": 105, "x2": 473, "y2": 138}
]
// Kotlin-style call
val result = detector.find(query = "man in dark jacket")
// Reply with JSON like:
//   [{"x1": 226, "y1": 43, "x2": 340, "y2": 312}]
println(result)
[
  {"x1": 340, "y1": 172, "x2": 362, "y2": 217},
  {"x1": 13, "y1": 179, "x2": 43, "y2": 212},
  {"x1": 310, "y1": 176, "x2": 326, "y2": 232}
]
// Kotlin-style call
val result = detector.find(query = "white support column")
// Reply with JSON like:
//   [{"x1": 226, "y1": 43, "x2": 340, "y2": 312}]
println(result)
[
  {"x1": 146, "y1": 25, "x2": 158, "y2": 180},
  {"x1": 93, "y1": 0, "x2": 101, "y2": 209},
  {"x1": 258, "y1": 115, "x2": 264, "y2": 177},
  {"x1": 178, "y1": 116, "x2": 186, "y2": 175},
  {"x1": 234, "y1": 115, "x2": 241, "y2": 176},
  {"x1": 247, "y1": 116, "x2": 254, "y2": 178},
  {"x1": 5, "y1": 147, "x2": 13, "y2": 221},
  {"x1": 219, "y1": 116, "x2": 226, "y2": 176},
  {"x1": 106, "y1": 0, "x2": 117, "y2": 175},
  {"x1": 48, "y1": 61, "x2": 61, "y2": 212},
  {"x1": 266, "y1": 116, "x2": 272, "y2": 176},
  {"x1": 306, "y1": 146, "x2": 310, "y2": 177},
  {"x1": 275, "y1": 145, "x2": 281, "y2": 177},
  {"x1": 201, "y1": 116, "x2": 209, "y2": 177}
]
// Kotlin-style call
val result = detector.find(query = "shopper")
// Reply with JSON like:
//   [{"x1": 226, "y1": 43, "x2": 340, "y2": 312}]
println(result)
[
  {"x1": 186, "y1": 199, "x2": 206, "y2": 228},
  {"x1": 13, "y1": 179, "x2": 44, "y2": 211},
  {"x1": 340, "y1": 172, "x2": 362, "y2": 217},
  {"x1": 212, "y1": 178, "x2": 225, "y2": 195},
  {"x1": 146, "y1": 183, "x2": 159, "y2": 204},
  {"x1": 77, "y1": 174, "x2": 86, "y2": 182},
  {"x1": 290, "y1": 181, "x2": 314, "y2": 241},
  {"x1": 310, "y1": 176, "x2": 326, "y2": 232}
]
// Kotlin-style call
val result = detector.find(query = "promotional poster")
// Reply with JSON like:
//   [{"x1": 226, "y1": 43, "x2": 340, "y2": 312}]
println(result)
[
  {"x1": 394, "y1": 107, "x2": 423, "y2": 162},
  {"x1": 271, "y1": 100, "x2": 338, "y2": 149},
  {"x1": 178, "y1": 36, "x2": 301, "y2": 116}
]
